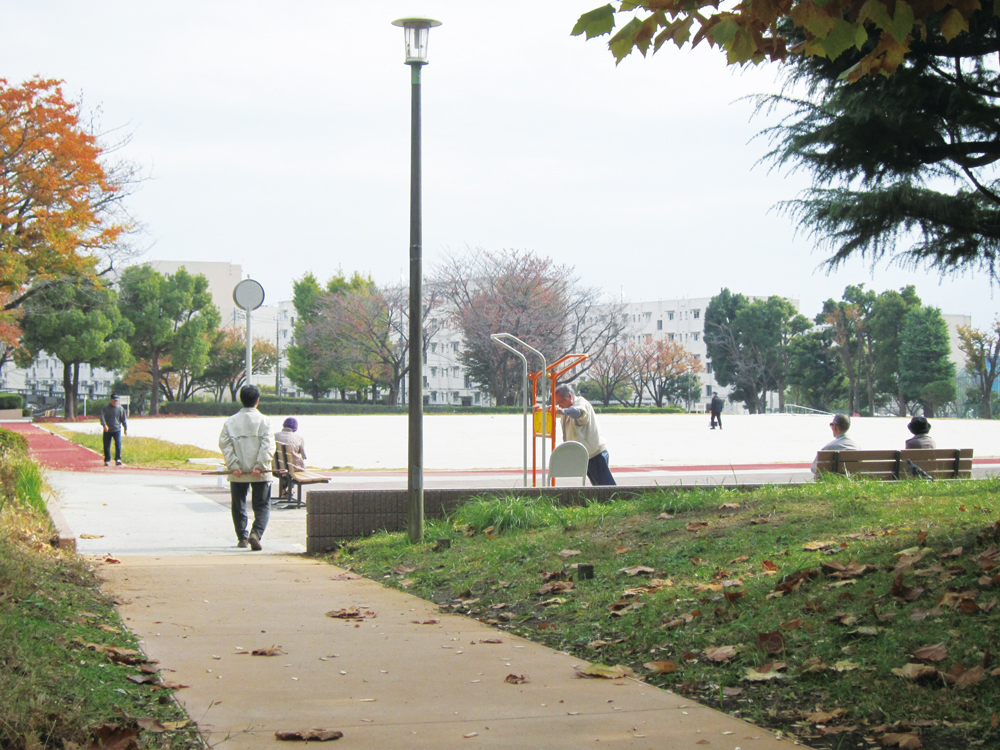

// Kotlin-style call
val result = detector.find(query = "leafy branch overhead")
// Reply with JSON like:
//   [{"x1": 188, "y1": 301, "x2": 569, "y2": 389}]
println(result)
[{"x1": 573, "y1": 0, "x2": 988, "y2": 80}]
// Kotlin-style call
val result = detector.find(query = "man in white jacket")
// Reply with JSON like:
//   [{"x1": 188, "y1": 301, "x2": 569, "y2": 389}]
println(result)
[{"x1": 219, "y1": 385, "x2": 275, "y2": 550}]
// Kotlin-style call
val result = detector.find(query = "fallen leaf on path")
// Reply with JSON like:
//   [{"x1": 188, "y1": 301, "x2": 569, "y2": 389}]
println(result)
[
  {"x1": 251, "y1": 647, "x2": 285, "y2": 656},
  {"x1": 126, "y1": 675, "x2": 158, "y2": 685},
  {"x1": 103, "y1": 555, "x2": 120, "y2": 564},
  {"x1": 557, "y1": 549, "x2": 581, "y2": 558},
  {"x1": 463, "y1": 732, "x2": 478, "y2": 738},
  {"x1": 574, "y1": 663, "x2": 635, "y2": 679},
  {"x1": 478, "y1": 638, "x2": 503, "y2": 644},
  {"x1": 411, "y1": 619, "x2": 440, "y2": 625},
  {"x1": 275, "y1": 728, "x2": 343, "y2": 741},
  {"x1": 504, "y1": 673, "x2": 528, "y2": 683},
  {"x1": 326, "y1": 608, "x2": 367, "y2": 620},
  {"x1": 79, "y1": 534, "x2": 103, "y2": 539}
]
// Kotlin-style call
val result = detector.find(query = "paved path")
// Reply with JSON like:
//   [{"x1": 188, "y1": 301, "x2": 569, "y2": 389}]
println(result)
[{"x1": 6, "y1": 420, "x2": 798, "y2": 749}]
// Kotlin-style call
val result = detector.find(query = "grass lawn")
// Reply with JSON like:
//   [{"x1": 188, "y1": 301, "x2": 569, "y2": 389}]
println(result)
[
  {"x1": 332, "y1": 477, "x2": 1000, "y2": 750},
  {"x1": 50, "y1": 426, "x2": 222, "y2": 470}
]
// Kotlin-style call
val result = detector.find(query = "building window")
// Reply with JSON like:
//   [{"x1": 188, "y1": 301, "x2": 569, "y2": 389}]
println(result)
[
  {"x1": 452, "y1": 342, "x2": 459, "y2": 352},
  {"x1": 668, "y1": 333, "x2": 675, "y2": 340},
  {"x1": 706, "y1": 385, "x2": 713, "y2": 396},
  {"x1": 430, "y1": 367, "x2": 437, "y2": 376},
  {"x1": 707, "y1": 362, "x2": 713, "y2": 374},
  {"x1": 465, "y1": 375, "x2": 472, "y2": 388},
  {"x1": 644, "y1": 312, "x2": 652, "y2": 321},
  {"x1": 693, "y1": 333, "x2": 700, "y2": 341},
  {"x1": 694, "y1": 309, "x2": 700, "y2": 319},
  {"x1": 668, "y1": 311, "x2": 674, "y2": 320},
  {"x1": 431, "y1": 343, "x2": 437, "y2": 353},
  {"x1": 656, "y1": 320, "x2": 662, "y2": 330}
]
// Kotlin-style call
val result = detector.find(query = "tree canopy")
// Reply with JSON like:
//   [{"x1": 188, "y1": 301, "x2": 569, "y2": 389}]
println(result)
[
  {"x1": 0, "y1": 77, "x2": 137, "y2": 315},
  {"x1": 573, "y1": 0, "x2": 992, "y2": 80}
]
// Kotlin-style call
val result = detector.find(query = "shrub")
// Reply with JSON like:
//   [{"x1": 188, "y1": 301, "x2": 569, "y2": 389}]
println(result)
[
  {"x1": 0, "y1": 393, "x2": 24, "y2": 410},
  {"x1": 0, "y1": 428, "x2": 28, "y2": 457}
]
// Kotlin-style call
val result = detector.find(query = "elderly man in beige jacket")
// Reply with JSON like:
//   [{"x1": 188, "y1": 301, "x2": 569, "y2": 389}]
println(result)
[{"x1": 219, "y1": 385, "x2": 275, "y2": 550}]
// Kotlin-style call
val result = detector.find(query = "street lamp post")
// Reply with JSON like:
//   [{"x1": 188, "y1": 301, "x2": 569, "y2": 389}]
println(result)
[{"x1": 392, "y1": 16, "x2": 440, "y2": 543}]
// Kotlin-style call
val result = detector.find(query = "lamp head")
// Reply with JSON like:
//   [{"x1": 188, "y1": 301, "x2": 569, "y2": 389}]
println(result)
[{"x1": 392, "y1": 17, "x2": 441, "y2": 64}]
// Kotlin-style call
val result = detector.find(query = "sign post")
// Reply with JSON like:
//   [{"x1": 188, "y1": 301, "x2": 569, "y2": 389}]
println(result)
[{"x1": 233, "y1": 279, "x2": 265, "y2": 385}]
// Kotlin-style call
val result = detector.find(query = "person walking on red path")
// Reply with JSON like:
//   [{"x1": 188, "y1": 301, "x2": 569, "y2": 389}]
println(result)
[
  {"x1": 219, "y1": 385, "x2": 275, "y2": 550},
  {"x1": 100, "y1": 394, "x2": 128, "y2": 466},
  {"x1": 709, "y1": 392, "x2": 724, "y2": 430}
]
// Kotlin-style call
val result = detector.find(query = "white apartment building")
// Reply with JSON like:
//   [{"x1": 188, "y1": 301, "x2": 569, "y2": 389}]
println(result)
[{"x1": 620, "y1": 296, "x2": 801, "y2": 413}]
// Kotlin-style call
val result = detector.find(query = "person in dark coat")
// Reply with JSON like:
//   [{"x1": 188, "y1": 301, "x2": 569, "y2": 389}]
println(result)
[
  {"x1": 905, "y1": 416, "x2": 936, "y2": 449},
  {"x1": 709, "y1": 392, "x2": 724, "y2": 430}
]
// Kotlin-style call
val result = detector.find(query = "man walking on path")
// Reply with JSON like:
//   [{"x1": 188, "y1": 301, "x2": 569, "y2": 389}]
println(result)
[
  {"x1": 710, "y1": 391, "x2": 724, "y2": 430},
  {"x1": 554, "y1": 383, "x2": 616, "y2": 486},
  {"x1": 219, "y1": 385, "x2": 275, "y2": 550},
  {"x1": 99, "y1": 394, "x2": 128, "y2": 466}
]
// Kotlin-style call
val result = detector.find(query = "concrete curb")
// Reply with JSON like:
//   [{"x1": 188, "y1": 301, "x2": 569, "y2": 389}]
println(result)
[{"x1": 44, "y1": 490, "x2": 76, "y2": 550}]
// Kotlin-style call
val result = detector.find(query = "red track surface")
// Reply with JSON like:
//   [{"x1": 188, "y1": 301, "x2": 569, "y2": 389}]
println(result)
[{"x1": 3, "y1": 422, "x2": 112, "y2": 472}]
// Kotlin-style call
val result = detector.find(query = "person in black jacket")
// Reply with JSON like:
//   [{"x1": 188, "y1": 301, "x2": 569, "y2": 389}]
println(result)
[{"x1": 709, "y1": 392, "x2": 724, "y2": 430}]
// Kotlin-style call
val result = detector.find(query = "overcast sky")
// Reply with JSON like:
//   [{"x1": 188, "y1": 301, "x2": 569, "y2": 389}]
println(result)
[{"x1": 6, "y1": 2, "x2": 997, "y2": 326}]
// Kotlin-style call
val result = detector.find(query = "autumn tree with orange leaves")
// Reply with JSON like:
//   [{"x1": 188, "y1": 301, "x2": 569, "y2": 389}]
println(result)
[{"x1": 0, "y1": 77, "x2": 139, "y2": 317}]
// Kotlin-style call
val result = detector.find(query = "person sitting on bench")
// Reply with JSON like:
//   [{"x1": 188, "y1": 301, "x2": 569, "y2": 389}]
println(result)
[
  {"x1": 811, "y1": 413, "x2": 859, "y2": 474},
  {"x1": 905, "y1": 416, "x2": 936, "y2": 449},
  {"x1": 274, "y1": 417, "x2": 307, "y2": 470}
]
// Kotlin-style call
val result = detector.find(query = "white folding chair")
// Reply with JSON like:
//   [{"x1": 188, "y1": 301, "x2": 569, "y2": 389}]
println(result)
[{"x1": 548, "y1": 441, "x2": 589, "y2": 486}]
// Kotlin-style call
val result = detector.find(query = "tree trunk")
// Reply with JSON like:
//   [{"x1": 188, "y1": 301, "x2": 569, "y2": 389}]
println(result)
[
  {"x1": 897, "y1": 387, "x2": 907, "y2": 417},
  {"x1": 62, "y1": 361, "x2": 75, "y2": 419},
  {"x1": 150, "y1": 355, "x2": 161, "y2": 416}
]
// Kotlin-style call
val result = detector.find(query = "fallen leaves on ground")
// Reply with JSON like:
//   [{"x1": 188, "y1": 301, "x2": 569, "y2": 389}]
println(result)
[
  {"x1": 538, "y1": 580, "x2": 575, "y2": 595},
  {"x1": 574, "y1": 663, "x2": 635, "y2": 679},
  {"x1": 557, "y1": 549, "x2": 581, "y2": 558},
  {"x1": 703, "y1": 645, "x2": 738, "y2": 662},
  {"x1": 618, "y1": 565, "x2": 654, "y2": 577},
  {"x1": 275, "y1": 728, "x2": 343, "y2": 742},
  {"x1": 643, "y1": 660, "x2": 678, "y2": 673},
  {"x1": 745, "y1": 662, "x2": 786, "y2": 681},
  {"x1": 86, "y1": 724, "x2": 139, "y2": 750},
  {"x1": 504, "y1": 673, "x2": 528, "y2": 683},
  {"x1": 880, "y1": 732, "x2": 922, "y2": 749},
  {"x1": 803, "y1": 540, "x2": 837, "y2": 551},
  {"x1": 891, "y1": 663, "x2": 939, "y2": 680},
  {"x1": 251, "y1": 646, "x2": 285, "y2": 656},
  {"x1": 326, "y1": 607, "x2": 373, "y2": 620},
  {"x1": 911, "y1": 642, "x2": 947, "y2": 661}
]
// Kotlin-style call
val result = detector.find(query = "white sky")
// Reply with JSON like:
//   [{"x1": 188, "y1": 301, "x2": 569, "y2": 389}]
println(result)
[{"x1": 5, "y1": 2, "x2": 997, "y2": 326}]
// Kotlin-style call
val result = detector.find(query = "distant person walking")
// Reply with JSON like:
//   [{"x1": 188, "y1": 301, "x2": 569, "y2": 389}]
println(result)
[
  {"x1": 709, "y1": 392, "x2": 724, "y2": 430},
  {"x1": 100, "y1": 394, "x2": 128, "y2": 466},
  {"x1": 554, "y1": 383, "x2": 616, "y2": 486},
  {"x1": 905, "y1": 416, "x2": 936, "y2": 449},
  {"x1": 811, "y1": 413, "x2": 859, "y2": 474},
  {"x1": 219, "y1": 385, "x2": 275, "y2": 550}
]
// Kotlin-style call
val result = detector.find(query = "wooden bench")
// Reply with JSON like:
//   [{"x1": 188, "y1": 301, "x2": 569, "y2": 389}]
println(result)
[
  {"x1": 272, "y1": 443, "x2": 330, "y2": 508},
  {"x1": 815, "y1": 448, "x2": 973, "y2": 480}
]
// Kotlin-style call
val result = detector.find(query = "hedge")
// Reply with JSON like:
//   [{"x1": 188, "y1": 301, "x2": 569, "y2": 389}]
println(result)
[
  {"x1": 0, "y1": 394, "x2": 24, "y2": 410},
  {"x1": 158, "y1": 400, "x2": 690, "y2": 417}
]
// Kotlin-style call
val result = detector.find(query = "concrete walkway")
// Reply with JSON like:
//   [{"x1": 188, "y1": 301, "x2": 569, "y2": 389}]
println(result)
[{"x1": 13, "y1": 423, "x2": 797, "y2": 749}]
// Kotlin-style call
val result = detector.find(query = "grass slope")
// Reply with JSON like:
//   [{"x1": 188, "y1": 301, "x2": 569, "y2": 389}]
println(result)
[
  {"x1": 333, "y1": 477, "x2": 1000, "y2": 750},
  {"x1": 0, "y1": 503, "x2": 201, "y2": 750},
  {"x1": 51, "y1": 426, "x2": 222, "y2": 469}
]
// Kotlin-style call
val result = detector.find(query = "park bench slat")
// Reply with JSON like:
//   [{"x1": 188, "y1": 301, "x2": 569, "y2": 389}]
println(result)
[{"x1": 815, "y1": 448, "x2": 974, "y2": 480}]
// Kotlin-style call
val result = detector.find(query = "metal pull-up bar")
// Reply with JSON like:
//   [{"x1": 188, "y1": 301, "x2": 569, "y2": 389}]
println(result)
[{"x1": 490, "y1": 334, "x2": 547, "y2": 486}]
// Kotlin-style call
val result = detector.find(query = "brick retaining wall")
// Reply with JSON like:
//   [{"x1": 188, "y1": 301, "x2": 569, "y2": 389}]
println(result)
[{"x1": 306, "y1": 486, "x2": 661, "y2": 553}]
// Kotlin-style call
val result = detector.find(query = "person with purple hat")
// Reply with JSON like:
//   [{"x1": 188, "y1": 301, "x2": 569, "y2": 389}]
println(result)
[{"x1": 274, "y1": 416, "x2": 307, "y2": 471}]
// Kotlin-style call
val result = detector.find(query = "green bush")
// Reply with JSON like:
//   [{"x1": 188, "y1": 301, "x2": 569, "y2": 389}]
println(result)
[
  {"x1": 0, "y1": 393, "x2": 24, "y2": 410},
  {"x1": 0, "y1": 428, "x2": 28, "y2": 457}
]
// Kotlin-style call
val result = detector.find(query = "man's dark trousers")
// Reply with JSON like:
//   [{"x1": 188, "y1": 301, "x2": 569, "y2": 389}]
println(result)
[{"x1": 103, "y1": 431, "x2": 122, "y2": 462}]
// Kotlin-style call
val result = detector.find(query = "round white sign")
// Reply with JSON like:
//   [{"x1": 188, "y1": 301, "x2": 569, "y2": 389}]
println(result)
[{"x1": 233, "y1": 279, "x2": 265, "y2": 311}]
